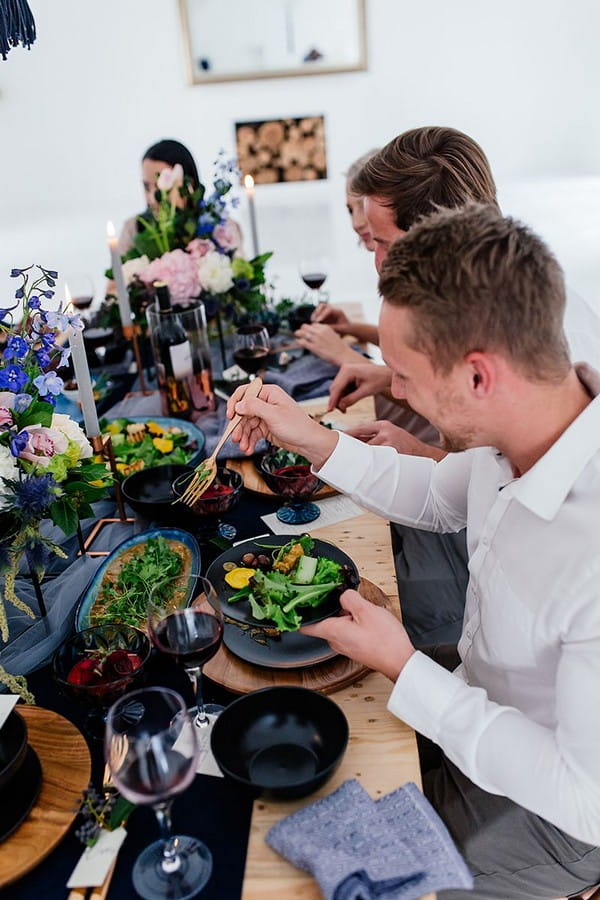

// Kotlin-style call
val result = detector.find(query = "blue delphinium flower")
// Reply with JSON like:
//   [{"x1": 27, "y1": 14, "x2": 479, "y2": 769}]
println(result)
[
  {"x1": 3, "y1": 335, "x2": 29, "y2": 362},
  {"x1": 14, "y1": 393, "x2": 33, "y2": 414},
  {"x1": 197, "y1": 213, "x2": 215, "y2": 237},
  {"x1": 44, "y1": 310, "x2": 70, "y2": 331},
  {"x1": 35, "y1": 349, "x2": 51, "y2": 369},
  {"x1": 14, "y1": 287, "x2": 24, "y2": 299},
  {"x1": 0, "y1": 364, "x2": 28, "y2": 392},
  {"x1": 14, "y1": 473, "x2": 58, "y2": 518},
  {"x1": 10, "y1": 431, "x2": 29, "y2": 457},
  {"x1": 39, "y1": 333, "x2": 55, "y2": 351},
  {"x1": 28, "y1": 296, "x2": 41, "y2": 310},
  {"x1": 33, "y1": 372, "x2": 63, "y2": 397}
]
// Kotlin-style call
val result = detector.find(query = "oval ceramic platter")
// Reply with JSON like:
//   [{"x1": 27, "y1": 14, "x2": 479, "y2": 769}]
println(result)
[
  {"x1": 101, "y1": 415, "x2": 206, "y2": 472},
  {"x1": 75, "y1": 528, "x2": 201, "y2": 631}
]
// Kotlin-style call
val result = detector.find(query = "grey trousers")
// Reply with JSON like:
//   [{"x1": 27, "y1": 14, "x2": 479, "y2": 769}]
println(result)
[
  {"x1": 420, "y1": 646, "x2": 600, "y2": 899},
  {"x1": 391, "y1": 524, "x2": 468, "y2": 647}
]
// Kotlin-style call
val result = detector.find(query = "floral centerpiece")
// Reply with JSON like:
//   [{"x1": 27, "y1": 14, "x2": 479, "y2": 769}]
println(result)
[
  {"x1": 0, "y1": 265, "x2": 111, "y2": 644},
  {"x1": 103, "y1": 153, "x2": 273, "y2": 330}
]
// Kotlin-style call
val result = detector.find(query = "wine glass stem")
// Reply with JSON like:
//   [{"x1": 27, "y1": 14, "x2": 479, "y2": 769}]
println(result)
[
  {"x1": 187, "y1": 666, "x2": 209, "y2": 727},
  {"x1": 154, "y1": 800, "x2": 181, "y2": 874}
]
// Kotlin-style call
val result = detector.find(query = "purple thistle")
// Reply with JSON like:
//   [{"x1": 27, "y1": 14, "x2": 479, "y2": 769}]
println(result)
[{"x1": 14, "y1": 474, "x2": 58, "y2": 519}]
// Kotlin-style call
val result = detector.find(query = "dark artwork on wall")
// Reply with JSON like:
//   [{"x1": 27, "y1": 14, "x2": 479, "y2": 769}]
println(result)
[{"x1": 235, "y1": 115, "x2": 327, "y2": 184}]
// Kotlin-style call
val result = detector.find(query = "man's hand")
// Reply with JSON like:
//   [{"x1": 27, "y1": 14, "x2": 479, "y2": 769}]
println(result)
[
  {"x1": 311, "y1": 303, "x2": 351, "y2": 333},
  {"x1": 295, "y1": 323, "x2": 363, "y2": 366},
  {"x1": 226, "y1": 382, "x2": 338, "y2": 466},
  {"x1": 301, "y1": 590, "x2": 415, "y2": 682},
  {"x1": 328, "y1": 362, "x2": 393, "y2": 412},
  {"x1": 346, "y1": 420, "x2": 446, "y2": 460}
]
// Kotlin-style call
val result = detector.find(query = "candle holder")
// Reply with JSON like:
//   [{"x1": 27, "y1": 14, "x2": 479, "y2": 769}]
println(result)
[{"x1": 77, "y1": 433, "x2": 134, "y2": 557}]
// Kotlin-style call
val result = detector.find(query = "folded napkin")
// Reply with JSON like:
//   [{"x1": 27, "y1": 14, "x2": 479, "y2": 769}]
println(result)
[
  {"x1": 266, "y1": 779, "x2": 473, "y2": 899},
  {"x1": 264, "y1": 352, "x2": 339, "y2": 401}
]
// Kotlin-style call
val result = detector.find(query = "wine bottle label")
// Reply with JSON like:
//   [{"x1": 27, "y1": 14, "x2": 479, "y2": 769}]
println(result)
[{"x1": 169, "y1": 340, "x2": 193, "y2": 379}]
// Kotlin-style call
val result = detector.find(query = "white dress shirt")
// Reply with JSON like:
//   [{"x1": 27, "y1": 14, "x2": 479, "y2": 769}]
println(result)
[{"x1": 318, "y1": 364, "x2": 600, "y2": 844}]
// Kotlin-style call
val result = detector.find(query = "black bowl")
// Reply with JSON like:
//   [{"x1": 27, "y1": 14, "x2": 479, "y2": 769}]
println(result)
[
  {"x1": 288, "y1": 303, "x2": 316, "y2": 333},
  {"x1": 122, "y1": 463, "x2": 194, "y2": 524},
  {"x1": 211, "y1": 686, "x2": 348, "y2": 799},
  {"x1": 0, "y1": 711, "x2": 28, "y2": 790}
]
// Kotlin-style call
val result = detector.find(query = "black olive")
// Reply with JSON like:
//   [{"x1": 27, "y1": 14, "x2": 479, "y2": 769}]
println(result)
[{"x1": 256, "y1": 554, "x2": 271, "y2": 570}]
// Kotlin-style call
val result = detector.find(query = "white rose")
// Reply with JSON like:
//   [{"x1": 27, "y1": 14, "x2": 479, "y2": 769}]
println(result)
[
  {"x1": 197, "y1": 251, "x2": 234, "y2": 294},
  {"x1": 122, "y1": 255, "x2": 150, "y2": 286},
  {"x1": 0, "y1": 444, "x2": 19, "y2": 508},
  {"x1": 51, "y1": 413, "x2": 93, "y2": 460}
]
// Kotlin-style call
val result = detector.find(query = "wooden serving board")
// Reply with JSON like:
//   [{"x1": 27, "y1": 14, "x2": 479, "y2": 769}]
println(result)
[
  {"x1": 0, "y1": 706, "x2": 91, "y2": 888},
  {"x1": 204, "y1": 577, "x2": 389, "y2": 695}
]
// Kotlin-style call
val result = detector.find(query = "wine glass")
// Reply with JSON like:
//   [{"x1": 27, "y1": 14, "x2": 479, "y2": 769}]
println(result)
[
  {"x1": 105, "y1": 687, "x2": 212, "y2": 900},
  {"x1": 259, "y1": 450, "x2": 322, "y2": 524},
  {"x1": 232, "y1": 324, "x2": 270, "y2": 380},
  {"x1": 299, "y1": 255, "x2": 329, "y2": 304},
  {"x1": 67, "y1": 273, "x2": 95, "y2": 320},
  {"x1": 148, "y1": 576, "x2": 224, "y2": 728}
]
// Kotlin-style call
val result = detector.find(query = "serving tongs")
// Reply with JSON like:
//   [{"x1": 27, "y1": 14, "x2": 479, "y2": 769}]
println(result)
[{"x1": 177, "y1": 376, "x2": 263, "y2": 507}]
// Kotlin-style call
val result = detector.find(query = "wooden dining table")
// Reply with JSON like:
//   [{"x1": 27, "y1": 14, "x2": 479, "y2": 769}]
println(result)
[{"x1": 230, "y1": 394, "x2": 435, "y2": 900}]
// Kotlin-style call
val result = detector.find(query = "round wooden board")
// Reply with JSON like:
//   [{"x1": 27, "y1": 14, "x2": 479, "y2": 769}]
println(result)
[
  {"x1": 0, "y1": 706, "x2": 91, "y2": 888},
  {"x1": 204, "y1": 578, "x2": 389, "y2": 695},
  {"x1": 226, "y1": 457, "x2": 337, "y2": 500}
]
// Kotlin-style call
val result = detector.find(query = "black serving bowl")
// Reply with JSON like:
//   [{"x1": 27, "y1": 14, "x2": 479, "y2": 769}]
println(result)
[
  {"x1": 288, "y1": 303, "x2": 316, "y2": 333},
  {"x1": 211, "y1": 686, "x2": 348, "y2": 799},
  {"x1": 0, "y1": 711, "x2": 28, "y2": 791},
  {"x1": 122, "y1": 463, "x2": 193, "y2": 524}
]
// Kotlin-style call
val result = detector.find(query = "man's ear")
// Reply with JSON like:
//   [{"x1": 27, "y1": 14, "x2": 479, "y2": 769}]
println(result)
[{"x1": 464, "y1": 352, "x2": 495, "y2": 396}]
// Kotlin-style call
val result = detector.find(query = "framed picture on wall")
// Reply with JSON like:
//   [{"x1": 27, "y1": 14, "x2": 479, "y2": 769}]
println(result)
[
  {"x1": 235, "y1": 115, "x2": 327, "y2": 184},
  {"x1": 179, "y1": 0, "x2": 367, "y2": 84}
]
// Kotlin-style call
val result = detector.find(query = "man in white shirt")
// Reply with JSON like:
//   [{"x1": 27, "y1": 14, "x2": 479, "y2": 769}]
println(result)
[{"x1": 228, "y1": 205, "x2": 600, "y2": 898}]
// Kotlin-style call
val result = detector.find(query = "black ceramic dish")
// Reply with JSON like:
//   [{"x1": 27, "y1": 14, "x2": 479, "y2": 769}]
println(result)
[
  {"x1": 287, "y1": 304, "x2": 316, "y2": 333},
  {"x1": 122, "y1": 463, "x2": 195, "y2": 525},
  {"x1": 0, "y1": 745, "x2": 42, "y2": 841},
  {"x1": 0, "y1": 710, "x2": 28, "y2": 790},
  {"x1": 210, "y1": 686, "x2": 348, "y2": 799},
  {"x1": 205, "y1": 534, "x2": 359, "y2": 630},
  {"x1": 222, "y1": 621, "x2": 337, "y2": 669}
]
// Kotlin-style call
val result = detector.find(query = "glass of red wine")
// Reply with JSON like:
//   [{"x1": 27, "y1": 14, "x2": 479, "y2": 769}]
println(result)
[
  {"x1": 148, "y1": 576, "x2": 224, "y2": 728},
  {"x1": 259, "y1": 449, "x2": 323, "y2": 525},
  {"x1": 232, "y1": 324, "x2": 270, "y2": 380},
  {"x1": 299, "y1": 255, "x2": 329, "y2": 304},
  {"x1": 67, "y1": 273, "x2": 95, "y2": 320},
  {"x1": 106, "y1": 686, "x2": 212, "y2": 900}
]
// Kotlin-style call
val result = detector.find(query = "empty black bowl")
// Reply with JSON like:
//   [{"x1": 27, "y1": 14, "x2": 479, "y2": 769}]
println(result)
[
  {"x1": 211, "y1": 686, "x2": 348, "y2": 799},
  {"x1": 0, "y1": 711, "x2": 27, "y2": 790},
  {"x1": 122, "y1": 463, "x2": 193, "y2": 524}
]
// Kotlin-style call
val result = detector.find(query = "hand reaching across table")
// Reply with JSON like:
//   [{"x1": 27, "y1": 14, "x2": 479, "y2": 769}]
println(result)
[
  {"x1": 294, "y1": 322, "x2": 364, "y2": 366},
  {"x1": 311, "y1": 304, "x2": 380, "y2": 345},
  {"x1": 328, "y1": 362, "x2": 393, "y2": 412},
  {"x1": 346, "y1": 420, "x2": 446, "y2": 460},
  {"x1": 301, "y1": 589, "x2": 415, "y2": 682},
  {"x1": 226, "y1": 382, "x2": 338, "y2": 467}
]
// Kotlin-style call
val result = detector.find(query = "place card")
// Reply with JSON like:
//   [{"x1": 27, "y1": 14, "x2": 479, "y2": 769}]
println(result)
[
  {"x1": 67, "y1": 826, "x2": 127, "y2": 889},
  {"x1": 261, "y1": 495, "x2": 364, "y2": 535},
  {"x1": 172, "y1": 714, "x2": 223, "y2": 778},
  {"x1": 0, "y1": 696, "x2": 18, "y2": 731}
]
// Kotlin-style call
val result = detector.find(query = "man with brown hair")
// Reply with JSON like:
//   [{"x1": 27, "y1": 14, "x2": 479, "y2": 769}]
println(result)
[{"x1": 227, "y1": 205, "x2": 600, "y2": 898}]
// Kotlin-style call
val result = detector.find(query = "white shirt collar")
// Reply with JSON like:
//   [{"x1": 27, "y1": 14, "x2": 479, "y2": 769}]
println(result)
[{"x1": 506, "y1": 364, "x2": 600, "y2": 520}]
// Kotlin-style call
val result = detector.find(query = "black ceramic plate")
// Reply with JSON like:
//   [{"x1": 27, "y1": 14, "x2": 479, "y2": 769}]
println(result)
[
  {"x1": 206, "y1": 534, "x2": 358, "y2": 630},
  {"x1": 0, "y1": 745, "x2": 42, "y2": 841},
  {"x1": 222, "y1": 620, "x2": 337, "y2": 669}
]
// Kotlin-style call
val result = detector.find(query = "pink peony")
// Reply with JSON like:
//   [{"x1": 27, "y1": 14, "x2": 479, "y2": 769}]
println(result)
[
  {"x1": 140, "y1": 249, "x2": 201, "y2": 302},
  {"x1": 18, "y1": 425, "x2": 69, "y2": 467},
  {"x1": 156, "y1": 164, "x2": 184, "y2": 192},
  {"x1": 213, "y1": 221, "x2": 240, "y2": 252},
  {"x1": 187, "y1": 238, "x2": 214, "y2": 260},
  {"x1": 0, "y1": 407, "x2": 13, "y2": 428}
]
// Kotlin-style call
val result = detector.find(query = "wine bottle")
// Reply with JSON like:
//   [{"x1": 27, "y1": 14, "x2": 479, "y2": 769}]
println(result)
[{"x1": 150, "y1": 283, "x2": 216, "y2": 419}]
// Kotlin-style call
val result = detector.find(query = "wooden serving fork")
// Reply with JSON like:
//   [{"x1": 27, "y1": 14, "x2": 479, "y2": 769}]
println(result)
[{"x1": 177, "y1": 376, "x2": 263, "y2": 507}]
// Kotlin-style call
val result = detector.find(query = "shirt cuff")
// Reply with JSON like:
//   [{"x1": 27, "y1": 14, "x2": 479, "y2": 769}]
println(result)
[
  {"x1": 314, "y1": 431, "x2": 373, "y2": 492},
  {"x1": 387, "y1": 650, "x2": 466, "y2": 744}
]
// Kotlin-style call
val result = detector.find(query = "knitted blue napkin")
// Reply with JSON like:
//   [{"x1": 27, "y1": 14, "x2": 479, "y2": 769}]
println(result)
[{"x1": 266, "y1": 779, "x2": 473, "y2": 899}]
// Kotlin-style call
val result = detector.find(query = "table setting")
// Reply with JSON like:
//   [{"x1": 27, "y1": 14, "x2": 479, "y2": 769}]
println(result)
[{"x1": 0, "y1": 248, "x2": 466, "y2": 899}]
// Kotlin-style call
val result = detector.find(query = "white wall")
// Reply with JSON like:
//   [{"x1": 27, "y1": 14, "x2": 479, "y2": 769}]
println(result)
[{"x1": 1, "y1": 0, "x2": 599, "y2": 316}]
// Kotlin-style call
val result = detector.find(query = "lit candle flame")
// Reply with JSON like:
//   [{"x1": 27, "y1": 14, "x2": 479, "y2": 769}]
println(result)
[
  {"x1": 107, "y1": 220, "x2": 116, "y2": 239},
  {"x1": 244, "y1": 174, "x2": 255, "y2": 193}
]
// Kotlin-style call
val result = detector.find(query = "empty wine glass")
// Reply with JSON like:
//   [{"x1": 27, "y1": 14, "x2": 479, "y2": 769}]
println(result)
[
  {"x1": 148, "y1": 576, "x2": 224, "y2": 728},
  {"x1": 105, "y1": 687, "x2": 211, "y2": 900},
  {"x1": 299, "y1": 255, "x2": 329, "y2": 304},
  {"x1": 232, "y1": 324, "x2": 270, "y2": 380}
]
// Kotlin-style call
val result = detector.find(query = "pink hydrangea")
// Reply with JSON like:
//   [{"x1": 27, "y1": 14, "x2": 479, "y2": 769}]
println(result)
[
  {"x1": 187, "y1": 238, "x2": 214, "y2": 260},
  {"x1": 140, "y1": 249, "x2": 201, "y2": 302},
  {"x1": 213, "y1": 222, "x2": 240, "y2": 252}
]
